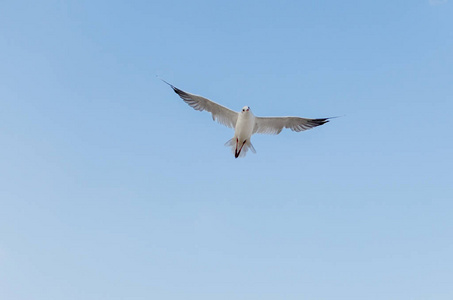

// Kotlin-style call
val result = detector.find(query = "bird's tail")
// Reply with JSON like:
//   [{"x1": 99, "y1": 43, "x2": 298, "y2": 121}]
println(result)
[{"x1": 224, "y1": 138, "x2": 256, "y2": 158}]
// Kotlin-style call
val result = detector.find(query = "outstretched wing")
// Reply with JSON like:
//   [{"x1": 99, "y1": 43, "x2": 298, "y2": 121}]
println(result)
[
  {"x1": 163, "y1": 80, "x2": 238, "y2": 129},
  {"x1": 253, "y1": 116, "x2": 330, "y2": 135}
]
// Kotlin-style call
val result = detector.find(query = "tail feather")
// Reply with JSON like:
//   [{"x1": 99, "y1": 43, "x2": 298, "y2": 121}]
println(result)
[{"x1": 224, "y1": 138, "x2": 256, "y2": 158}]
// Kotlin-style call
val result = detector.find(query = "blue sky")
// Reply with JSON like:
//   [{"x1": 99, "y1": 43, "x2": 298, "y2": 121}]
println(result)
[{"x1": 1, "y1": 0, "x2": 452, "y2": 299}]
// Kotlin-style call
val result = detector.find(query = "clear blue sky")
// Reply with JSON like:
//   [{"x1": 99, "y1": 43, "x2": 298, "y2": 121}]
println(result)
[{"x1": 1, "y1": 1, "x2": 452, "y2": 299}]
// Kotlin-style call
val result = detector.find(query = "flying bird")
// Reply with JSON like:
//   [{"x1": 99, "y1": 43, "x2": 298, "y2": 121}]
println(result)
[{"x1": 163, "y1": 80, "x2": 331, "y2": 158}]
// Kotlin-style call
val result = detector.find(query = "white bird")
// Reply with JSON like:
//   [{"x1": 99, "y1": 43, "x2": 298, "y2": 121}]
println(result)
[{"x1": 163, "y1": 80, "x2": 331, "y2": 158}]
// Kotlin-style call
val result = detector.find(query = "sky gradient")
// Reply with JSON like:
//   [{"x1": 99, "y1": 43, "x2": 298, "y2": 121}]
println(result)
[{"x1": 1, "y1": 1, "x2": 452, "y2": 299}]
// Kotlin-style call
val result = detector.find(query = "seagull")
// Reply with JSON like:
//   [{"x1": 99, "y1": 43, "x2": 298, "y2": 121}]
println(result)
[{"x1": 163, "y1": 80, "x2": 332, "y2": 158}]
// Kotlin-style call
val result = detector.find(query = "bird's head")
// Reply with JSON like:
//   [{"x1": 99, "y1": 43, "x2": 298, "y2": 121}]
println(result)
[{"x1": 241, "y1": 106, "x2": 251, "y2": 113}]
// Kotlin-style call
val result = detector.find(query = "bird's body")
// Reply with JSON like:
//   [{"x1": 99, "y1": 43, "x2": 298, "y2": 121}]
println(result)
[
  {"x1": 231, "y1": 107, "x2": 256, "y2": 158},
  {"x1": 235, "y1": 108, "x2": 255, "y2": 141},
  {"x1": 163, "y1": 80, "x2": 331, "y2": 158}
]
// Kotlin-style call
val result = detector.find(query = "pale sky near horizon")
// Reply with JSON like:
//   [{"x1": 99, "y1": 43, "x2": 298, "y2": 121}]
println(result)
[{"x1": 1, "y1": 1, "x2": 452, "y2": 299}]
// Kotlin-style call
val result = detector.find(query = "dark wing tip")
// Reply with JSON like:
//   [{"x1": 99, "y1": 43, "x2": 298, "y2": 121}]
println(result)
[
  {"x1": 160, "y1": 78, "x2": 174, "y2": 88},
  {"x1": 311, "y1": 118, "x2": 330, "y2": 126},
  {"x1": 172, "y1": 86, "x2": 185, "y2": 95},
  {"x1": 161, "y1": 79, "x2": 189, "y2": 97},
  {"x1": 172, "y1": 87, "x2": 192, "y2": 101}
]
